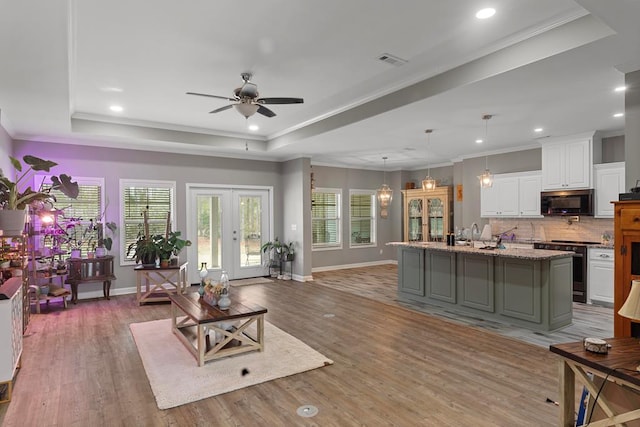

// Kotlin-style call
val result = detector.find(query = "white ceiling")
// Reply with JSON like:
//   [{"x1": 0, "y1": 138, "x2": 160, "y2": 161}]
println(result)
[{"x1": 0, "y1": 0, "x2": 638, "y2": 171}]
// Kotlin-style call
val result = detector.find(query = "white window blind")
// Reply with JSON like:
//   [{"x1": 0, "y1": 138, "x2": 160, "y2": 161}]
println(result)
[
  {"x1": 350, "y1": 191, "x2": 376, "y2": 246},
  {"x1": 312, "y1": 188, "x2": 341, "y2": 248},
  {"x1": 121, "y1": 180, "x2": 176, "y2": 263}
]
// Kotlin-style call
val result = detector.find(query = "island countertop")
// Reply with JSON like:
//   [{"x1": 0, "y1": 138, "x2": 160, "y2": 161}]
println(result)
[{"x1": 387, "y1": 241, "x2": 573, "y2": 260}]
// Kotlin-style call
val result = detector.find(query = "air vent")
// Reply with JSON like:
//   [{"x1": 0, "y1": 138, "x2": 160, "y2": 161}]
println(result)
[{"x1": 377, "y1": 53, "x2": 408, "y2": 66}]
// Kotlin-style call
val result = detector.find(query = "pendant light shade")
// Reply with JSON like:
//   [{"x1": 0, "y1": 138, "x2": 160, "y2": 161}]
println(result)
[
  {"x1": 377, "y1": 156, "x2": 393, "y2": 208},
  {"x1": 477, "y1": 114, "x2": 494, "y2": 188},
  {"x1": 421, "y1": 129, "x2": 436, "y2": 191}
]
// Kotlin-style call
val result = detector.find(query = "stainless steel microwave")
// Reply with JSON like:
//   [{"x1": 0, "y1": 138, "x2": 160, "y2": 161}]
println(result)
[{"x1": 540, "y1": 189, "x2": 594, "y2": 216}]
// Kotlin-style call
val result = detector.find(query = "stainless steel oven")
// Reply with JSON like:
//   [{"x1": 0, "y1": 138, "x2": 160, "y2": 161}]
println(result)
[{"x1": 533, "y1": 240, "x2": 598, "y2": 303}]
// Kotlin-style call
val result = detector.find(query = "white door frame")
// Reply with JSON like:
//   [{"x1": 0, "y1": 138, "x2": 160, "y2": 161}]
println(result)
[{"x1": 185, "y1": 183, "x2": 274, "y2": 283}]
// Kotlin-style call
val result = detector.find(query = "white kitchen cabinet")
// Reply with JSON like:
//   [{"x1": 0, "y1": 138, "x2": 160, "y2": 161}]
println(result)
[
  {"x1": 518, "y1": 173, "x2": 542, "y2": 216},
  {"x1": 594, "y1": 162, "x2": 625, "y2": 218},
  {"x1": 0, "y1": 278, "x2": 23, "y2": 402},
  {"x1": 588, "y1": 247, "x2": 614, "y2": 305},
  {"x1": 541, "y1": 132, "x2": 601, "y2": 191},
  {"x1": 481, "y1": 171, "x2": 542, "y2": 218}
]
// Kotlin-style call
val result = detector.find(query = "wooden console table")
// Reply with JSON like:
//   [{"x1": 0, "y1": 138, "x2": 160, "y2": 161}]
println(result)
[
  {"x1": 135, "y1": 262, "x2": 187, "y2": 305},
  {"x1": 169, "y1": 292, "x2": 267, "y2": 366},
  {"x1": 66, "y1": 256, "x2": 116, "y2": 303},
  {"x1": 550, "y1": 337, "x2": 640, "y2": 426}
]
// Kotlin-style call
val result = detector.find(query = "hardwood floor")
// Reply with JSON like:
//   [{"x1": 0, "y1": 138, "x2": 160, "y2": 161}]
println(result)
[{"x1": 1, "y1": 265, "x2": 589, "y2": 426}]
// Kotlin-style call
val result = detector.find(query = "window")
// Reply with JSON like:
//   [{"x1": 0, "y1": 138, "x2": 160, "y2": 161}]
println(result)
[
  {"x1": 312, "y1": 188, "x2": 341, "y2": 249},
  {"x1": 350, "y1": 190, "x2": 376, "y2": 247},
  {"x1": 120, "y1": 179, "x2": 176, "y2": 264},
  {"x1": 36, "y1": 176, "x2": 104, "y2": 255}
]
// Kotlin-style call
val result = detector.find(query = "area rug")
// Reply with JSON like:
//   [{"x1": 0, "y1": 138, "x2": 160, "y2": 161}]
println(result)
[
  {"x1": 230, "y1": 277, "x2": 273, "y2": 286},
  {"x1": 129, "y1": 318, "x2": 333, "y2": 409}
]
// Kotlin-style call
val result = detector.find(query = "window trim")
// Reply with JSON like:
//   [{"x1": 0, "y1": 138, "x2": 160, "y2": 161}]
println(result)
[
  {"x1": 312, "y1": 187, "x2": 342, "y2": 251},
  {"x1": 119, "y1": 179, "x2": 176, "y2": 266},
  {"x1": 348, "y1": 189, "x2": 377, "y2": 249}
]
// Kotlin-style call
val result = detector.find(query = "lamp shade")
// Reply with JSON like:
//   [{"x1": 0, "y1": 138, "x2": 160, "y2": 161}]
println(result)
[
  {"x1": 478, "y1": 169, "x2": 493, "y2": 188},
  {"x1": 234, "y1": 103, "x2": 259, "y2": 118},
  {"x1": 618, "y1": 280, "x2": 640, "y2": 322},
  {"x1": 377, "y1": 184, "x2": 393, "y2": 207},
  {"x1": 422, "y1": 177, "x2": 436, "y2": 191}
]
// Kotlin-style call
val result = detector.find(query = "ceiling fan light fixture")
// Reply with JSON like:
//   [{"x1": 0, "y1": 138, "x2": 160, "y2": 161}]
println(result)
[{"x1": 234, "y1": 103, "x2": 259, "y2": 118}]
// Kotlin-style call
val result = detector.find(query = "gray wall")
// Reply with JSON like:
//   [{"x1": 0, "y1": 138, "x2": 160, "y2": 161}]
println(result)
[
  {"x1": 13, "y1": 139, "x2": 285, "y2": 291},
  {"x1": 0, "y1": 123, "x2": 12, "y2": 177},
  {"x1": 602, "y1": 135, "x2": 625, "y2": 163},
  {"x1": 310, "y1": 165, "x2": 401, "y2": 269}
]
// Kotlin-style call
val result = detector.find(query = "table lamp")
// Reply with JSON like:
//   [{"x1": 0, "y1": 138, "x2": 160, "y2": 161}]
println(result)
[{"x1": 619, "y1": 280, "x2": 640, "y2": 322}]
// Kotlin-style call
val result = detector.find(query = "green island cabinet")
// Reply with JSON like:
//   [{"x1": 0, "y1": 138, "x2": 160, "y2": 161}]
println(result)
[{"x1": 395, "y1": 244, "x2": 573, "y2": 331}]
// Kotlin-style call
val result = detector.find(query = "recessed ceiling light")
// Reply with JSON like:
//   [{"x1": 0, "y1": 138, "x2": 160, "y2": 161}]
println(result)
[
  {"x1": 534, "y1": 128, "x2": 543, "y2": 133},
  {"x1": 248, "y1": 124, "x2": 259, "y2": 131},
  {"x1": 476, "y1": 8, "x2": 496, "y2": 19},
  {"x1": 476, "y1": 139, "x2": 483, "y2": 144},
  {"x1": 109, "y1": 105, "x2": 123, "y2": 112},
  {"x1": 613, "y1": 112, "x2": 624, "y2": 118},
  {"x1": 614, "y1": 86, "x2": 627, "y2": 92}
]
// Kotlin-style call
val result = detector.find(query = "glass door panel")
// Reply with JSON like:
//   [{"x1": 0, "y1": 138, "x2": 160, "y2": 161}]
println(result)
[
  {"x1": 407, "y1": 198, "x2": 423, "y2": 241},
  {"x1": 428, "y1": 198, "x2": 444, "y2": 241},
  {"x1": 188, "y1": 187, "x2": 270, "y2": 281}
]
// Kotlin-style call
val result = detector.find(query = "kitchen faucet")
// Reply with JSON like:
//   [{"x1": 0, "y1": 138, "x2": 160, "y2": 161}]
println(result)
[{"x1": 470, "y1": 223, "x2": 479, "y2": 245}]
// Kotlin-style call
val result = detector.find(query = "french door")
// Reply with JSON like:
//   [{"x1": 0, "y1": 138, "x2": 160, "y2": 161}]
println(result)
[{"x1": 187, "y1": 186, "x2": 271, "y2": 281}]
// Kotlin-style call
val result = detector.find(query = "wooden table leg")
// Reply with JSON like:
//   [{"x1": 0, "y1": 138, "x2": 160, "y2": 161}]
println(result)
[
  {"x1": 103, "y1": 280, "x2": 111, "y2": 300},
  {"x1": 257, "y1": 314, "x2": 265, "y2": 352},
  {"x1": 198, "y1": 324, "x2": 205, "y2": 367},
  {"x1": 559, "y1": 359, "x2": 575, "y2": 427},
  {"x1": 70, "y1": 283, "x2": 78, "y2": 304}
]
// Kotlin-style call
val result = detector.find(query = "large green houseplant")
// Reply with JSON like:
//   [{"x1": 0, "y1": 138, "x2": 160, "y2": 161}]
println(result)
[
  {"x1": 0, "y1": 155, "x2": 79, "y2": 234},
  {"x1": 153, "y1": 231, "x2": 191, "y2": 266}
]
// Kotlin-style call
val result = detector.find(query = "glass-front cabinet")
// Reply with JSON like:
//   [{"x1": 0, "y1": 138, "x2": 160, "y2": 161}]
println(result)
[{"x1": 402, "y1": 187, "x2": 452, "y2": 242}]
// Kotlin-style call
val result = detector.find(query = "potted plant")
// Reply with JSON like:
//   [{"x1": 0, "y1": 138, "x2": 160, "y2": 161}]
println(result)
[
  {"x1": 96, "y1": 221, "x2": 117, "y2": 257},
  {"x1": 261, "y1": 238, "x2": 295, "y2": 276},
  {"x1": 127, "y1": 233, "x2": 160, "y2": 267},
  {"x1": 0, "y1": 155, "x2": 79, "y2": 234},
  {"x1": 153, "y1": 231, "x2": 191, "y2": 267}
]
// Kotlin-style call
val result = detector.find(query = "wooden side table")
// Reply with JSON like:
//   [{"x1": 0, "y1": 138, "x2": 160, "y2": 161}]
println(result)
[
  {"x1": 135, "y1": 262, "x2": 188, "y2": 305},
  {"x1": 66, "y1": 256, "x2": 116, "y2": 303}
]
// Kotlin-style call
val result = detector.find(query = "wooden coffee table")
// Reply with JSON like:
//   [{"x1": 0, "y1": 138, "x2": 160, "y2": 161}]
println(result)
[{"x1": 169, "y1": 292, "x2": 267, "y2": 366}]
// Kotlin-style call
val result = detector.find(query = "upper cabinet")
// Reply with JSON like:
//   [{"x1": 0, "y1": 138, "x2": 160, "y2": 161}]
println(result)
[
  {"x1": 541, "y1": 132, "x2": 601, "y2": 191},
  {"x1": 594, "y1": 162, "x2": 625, "y2": 218},
  {"x1": 481, "y1": 171, "x2": 542, "y2": 218}
]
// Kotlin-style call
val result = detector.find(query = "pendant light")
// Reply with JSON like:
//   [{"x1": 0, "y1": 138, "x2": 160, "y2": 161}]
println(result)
[
  {"x1": 377, "y1": 156, "x2": 393, "y2": 208},
  {"x1": 421, "y1": 129, "x2": 436, "y2": 191},
  {"x1": 477, "y1": 114, "x2": 493, "y2": 188}
]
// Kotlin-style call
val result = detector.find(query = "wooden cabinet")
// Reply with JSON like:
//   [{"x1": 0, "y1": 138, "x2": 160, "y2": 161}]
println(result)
[
  {"x1": 67, "y1": 256, "x2": 116, "y2": 303},
  {"x1": 0, "y1": 278, "x2": 23, "y2": 403},
  {"x1": 481, "y1": 171, "x2": 542, "y2": 218},
  {"x1": 402, "y1": 186, "x2": 452, "y2": 242},
  {"x1": 541, "y1": 132, "x2": 600, "y2": 190},
  {"x1": 588, "y1": 247, "x2": 614, "y2": 305},
  {"x1": 594, "y1": 162, "x2": 625, "y2": 218},
  {"x1": 1, "y1": 235, "x2": 28, "y2": 332},
  {"x1": 614, "y1": 201, "x2": 640, "y2": 337}
]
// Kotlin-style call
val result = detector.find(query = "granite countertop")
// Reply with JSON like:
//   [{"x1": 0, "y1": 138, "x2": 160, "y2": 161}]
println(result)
[{"x1": 387, "y1": 241, "x2": 574, "y2": 260}]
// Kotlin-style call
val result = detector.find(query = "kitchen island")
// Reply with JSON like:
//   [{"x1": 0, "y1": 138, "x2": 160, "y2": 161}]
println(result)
[{"x1": 388, "y1": 242, "x2": 574, "y2": 331}]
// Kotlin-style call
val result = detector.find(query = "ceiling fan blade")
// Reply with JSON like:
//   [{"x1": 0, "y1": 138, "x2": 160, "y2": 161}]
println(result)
[
  {"x1": 257, "y1": 105, "x2": 276, "y2": 117},
  {"x1": 209, "y1": 104, "x2": 234, "y2": 114},
  {"x1": 257, "y1": 97, "x2": 304, "y2": 105},
  {"x1": 186, "y1": 91, "x2": 236, "y2": 101}
]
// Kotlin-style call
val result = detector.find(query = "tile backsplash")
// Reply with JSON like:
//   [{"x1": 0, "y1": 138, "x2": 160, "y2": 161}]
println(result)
[{"x1": 488, "y1": 217, "x2": 614, "y2": 245}]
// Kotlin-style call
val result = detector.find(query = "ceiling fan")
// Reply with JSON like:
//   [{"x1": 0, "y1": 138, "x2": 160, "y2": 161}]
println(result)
[{"x1": 186, "y1": 72, "x2": 304, "y2": 118}]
